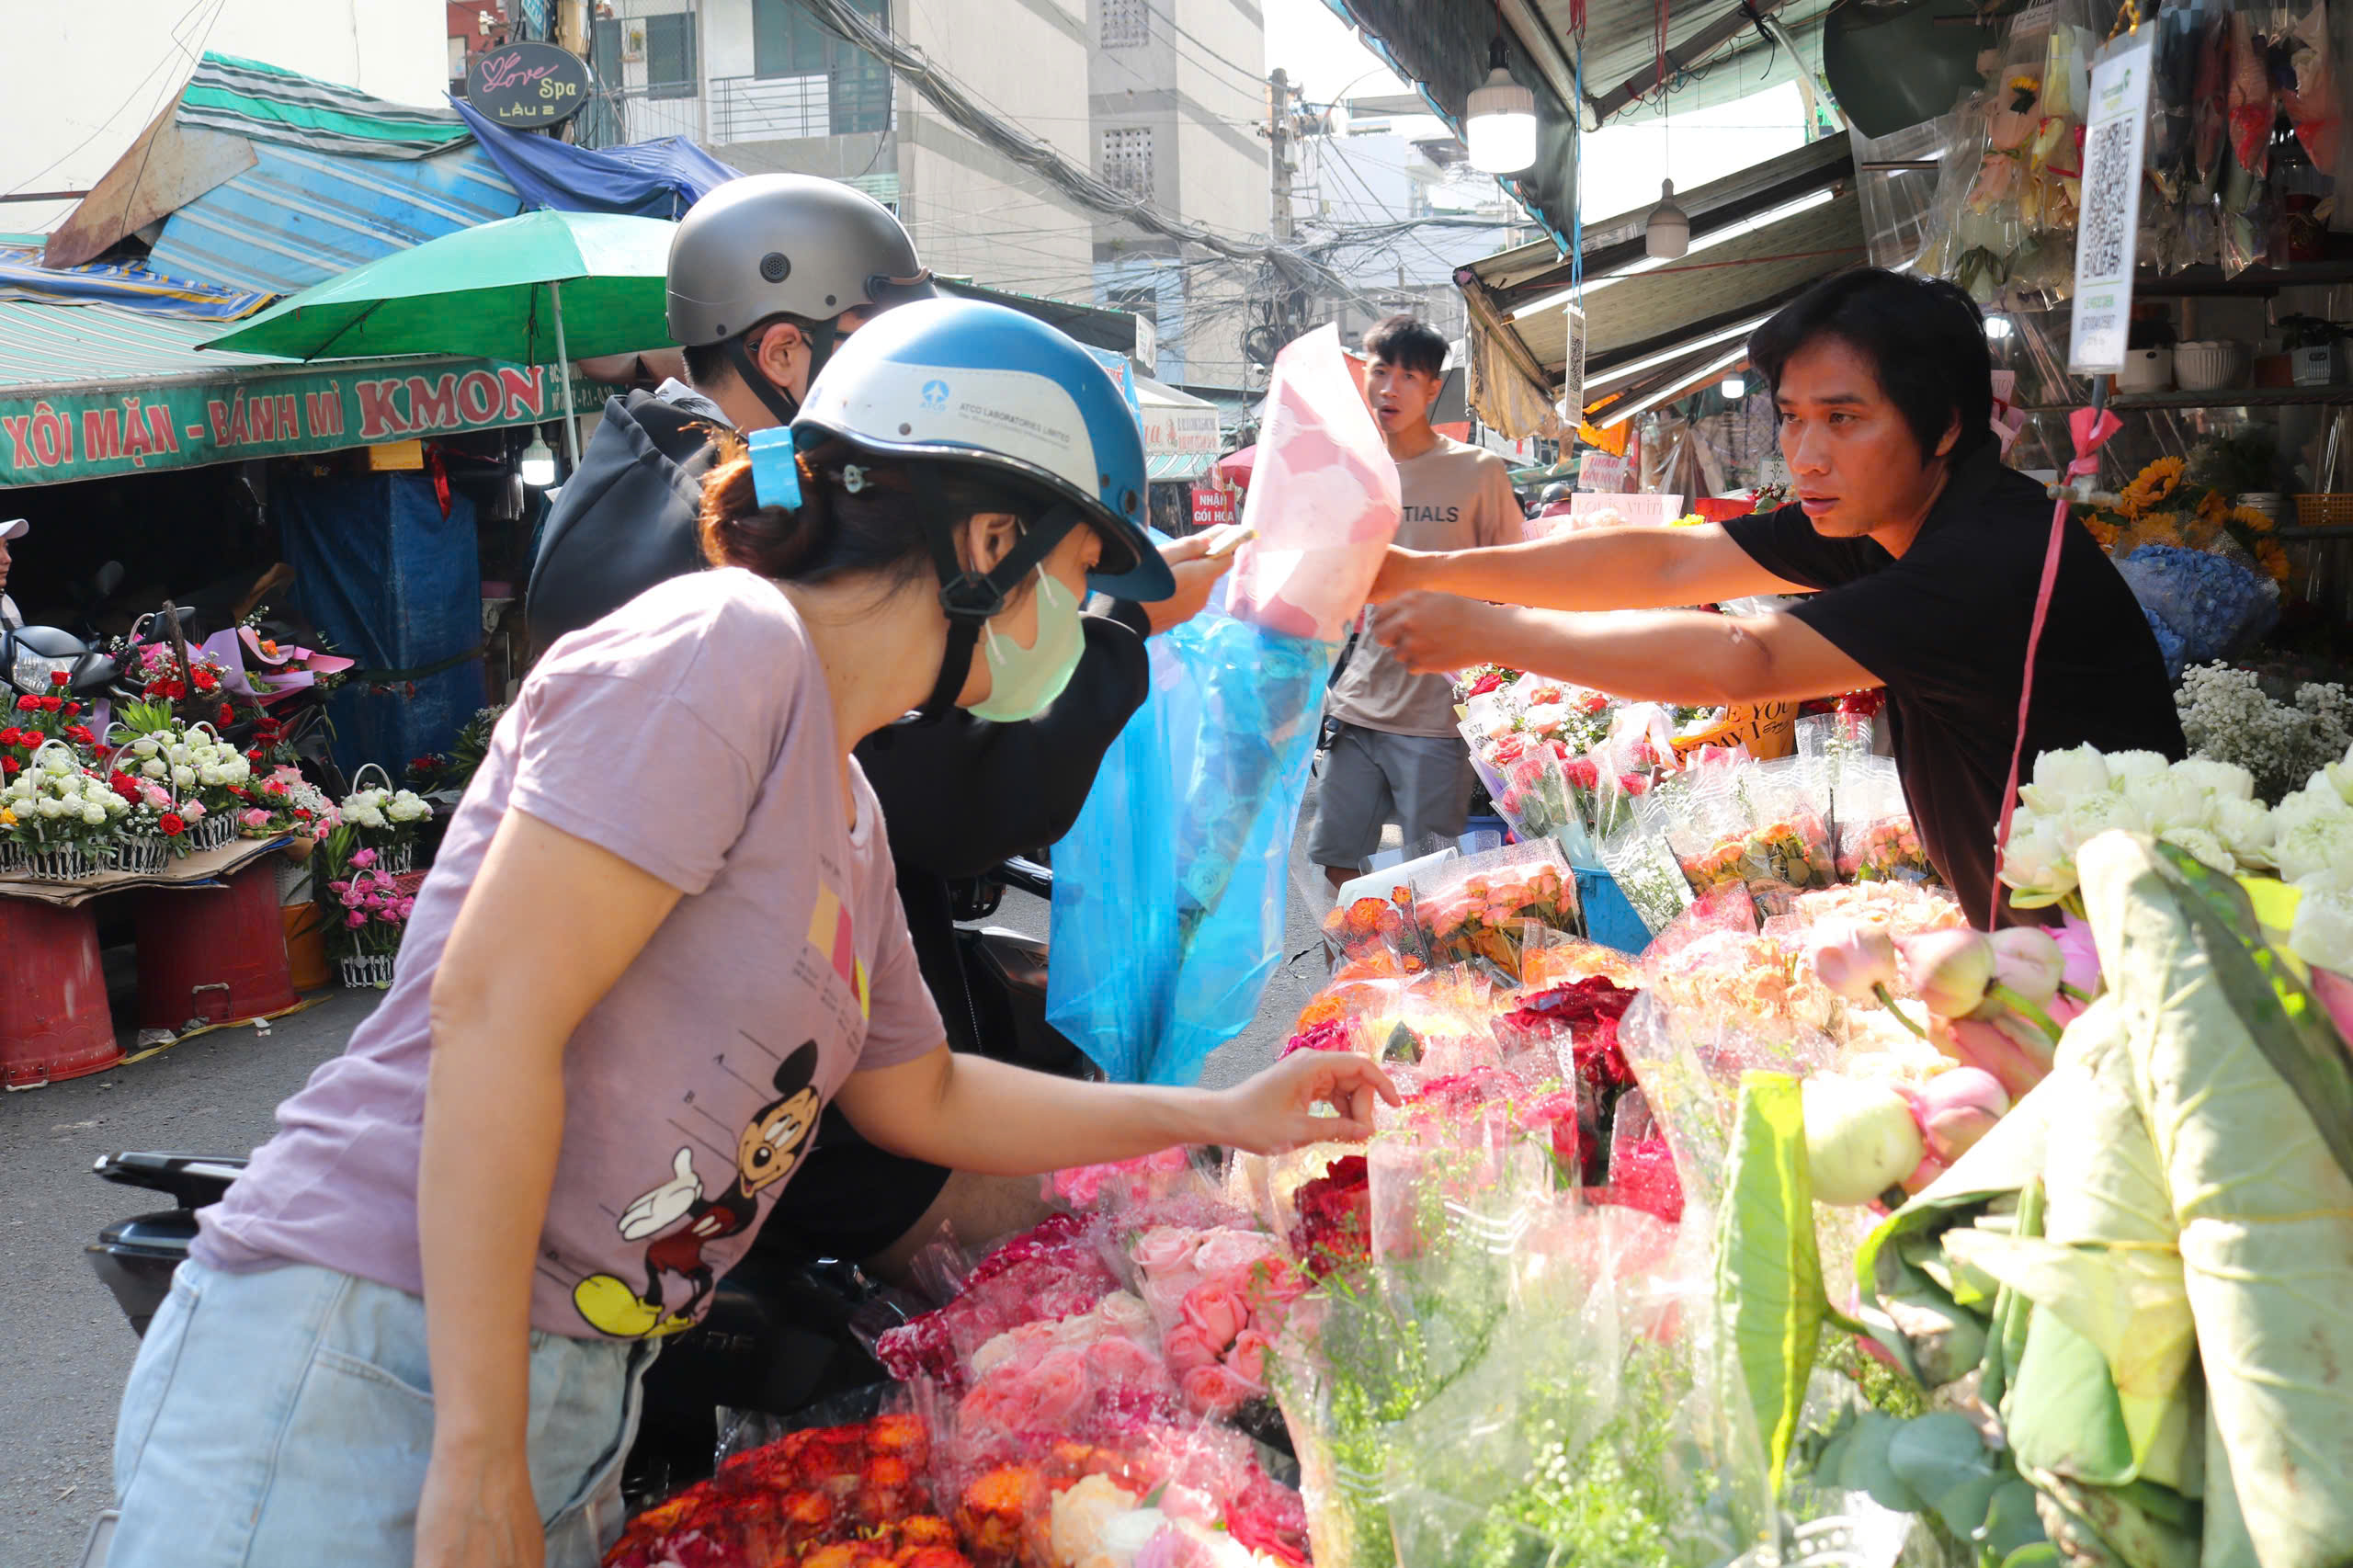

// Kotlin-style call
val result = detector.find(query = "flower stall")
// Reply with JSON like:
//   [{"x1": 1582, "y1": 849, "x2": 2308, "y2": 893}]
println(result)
[{"x1": 588, "y1": 667, "x2": 2353, "y2": 1568}]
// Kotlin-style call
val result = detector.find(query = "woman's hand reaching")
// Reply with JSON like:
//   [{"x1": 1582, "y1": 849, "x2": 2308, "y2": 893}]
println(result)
[
  {"x1": 1142, "y1": 531, "x2": 1236, "y2": 634},
  {"x1": 1212, "y1": 1050, "x2": 1401, "y2": 1153}
]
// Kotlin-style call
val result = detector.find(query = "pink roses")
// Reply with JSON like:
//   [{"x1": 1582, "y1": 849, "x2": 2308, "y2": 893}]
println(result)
[{"x1": 1130, "y1": 1225, "x2": 1308, "y2": 1417}]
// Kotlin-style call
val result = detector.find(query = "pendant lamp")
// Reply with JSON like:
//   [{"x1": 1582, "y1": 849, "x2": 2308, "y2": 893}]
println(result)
[
  {"x1": 1645, "y1": 179, "x2": 1689, "y2": 259},
  {"x1": 1465, "y1": 38, "x2": 1538, "y2": 174}
]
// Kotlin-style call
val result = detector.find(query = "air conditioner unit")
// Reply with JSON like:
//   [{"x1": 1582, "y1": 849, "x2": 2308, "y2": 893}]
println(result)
[
  {"x1": 1560, "y1": 301, "x2": 1586, "y2": 425},
  {"x1": 621, "y1": 20, "x2": 646, "y2": 62}
]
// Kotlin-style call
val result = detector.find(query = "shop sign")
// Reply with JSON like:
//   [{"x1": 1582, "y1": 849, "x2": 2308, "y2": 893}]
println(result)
[
  {"x1": 1142, "y1": 403, "x2": 1220, "y2": 460},
  {"x1": 466, "y1": 41, "x2": 592, "y2": 129},
  {"x1": 1, "y1": 363, "x2": 558, "y2": 488},
  {"x1": 1192, "y1": 483, "x2": 1236, "y2": 530}
]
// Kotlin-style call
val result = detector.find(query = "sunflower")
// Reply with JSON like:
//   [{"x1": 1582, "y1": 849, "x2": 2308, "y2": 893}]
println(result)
[
  {"x1": 2082, "y1": 514, "x2": 2124, "y2": 551},
  {"x1": 2118, "y1": 455, "x2": 2186, "y2": 518},
  {"x1": 2256, "y1": 540, "x2": 2292, "y2": 583},
  {"x1": 2231, "y1": 503, "x2": 2278, "y2": 534}
]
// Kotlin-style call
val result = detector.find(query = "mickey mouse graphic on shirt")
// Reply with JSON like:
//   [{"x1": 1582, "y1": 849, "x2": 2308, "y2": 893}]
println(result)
[{"x1": 572, "y1": 1042, "x2": 823, "y2": 1339}]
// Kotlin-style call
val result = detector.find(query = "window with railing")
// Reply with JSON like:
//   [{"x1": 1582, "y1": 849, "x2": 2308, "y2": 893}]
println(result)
[
  {"x1": 1100, "y1": 127, "x2": 1154, "y2": 200},
  {"x1": 751, "y1": 0, "x2": 890, "y2": 135},
  {"x1": 1100, "y1": 0, "x2": 1147, "y2": 48}
]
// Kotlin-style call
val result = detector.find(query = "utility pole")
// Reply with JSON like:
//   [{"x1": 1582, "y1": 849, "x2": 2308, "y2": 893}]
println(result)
[
  {"x1": 1267, "y1": 68, "x2": 1295, "y2": 244},
  {"x1": 557, "y1": 0, "x2": 587, "y2": 57}
]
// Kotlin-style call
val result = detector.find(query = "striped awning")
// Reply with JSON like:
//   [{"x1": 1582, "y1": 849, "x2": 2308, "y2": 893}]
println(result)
[
  {"x1": 144, "y1": 141, "x2": 525, "y2": 298},
  {"x1": 177, "y1": 52, "x2": 474, "y2": 160},
  {"x1": 0, "y1": 244, "x2": 269, "y2": 322},
  {"x1": 0, "y1": 301, "x2": 288, "y2": 395}
]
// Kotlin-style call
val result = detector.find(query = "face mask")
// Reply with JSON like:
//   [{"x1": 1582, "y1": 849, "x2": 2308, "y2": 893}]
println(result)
[{"x1": 969, "y1": 567, "x2": 1084, "y2": 722}]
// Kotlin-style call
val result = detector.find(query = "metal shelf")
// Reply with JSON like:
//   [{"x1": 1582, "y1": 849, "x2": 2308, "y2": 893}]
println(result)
[{"x1": 2017, "y1": 384, "x2": 2353, "y2": 414}]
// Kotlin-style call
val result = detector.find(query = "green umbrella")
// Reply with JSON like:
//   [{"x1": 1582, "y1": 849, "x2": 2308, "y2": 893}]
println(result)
[{"x1": 201, "y1": 209, "x2": 677, "y2": 469}]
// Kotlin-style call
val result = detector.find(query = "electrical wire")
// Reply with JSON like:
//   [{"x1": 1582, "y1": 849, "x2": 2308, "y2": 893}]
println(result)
[
  {"x1": 789, "y1": 0, "x2": 1362, "y2": 301},
  {"x1": 6, "y1": 0, "x2": 222, "y2": 199}
]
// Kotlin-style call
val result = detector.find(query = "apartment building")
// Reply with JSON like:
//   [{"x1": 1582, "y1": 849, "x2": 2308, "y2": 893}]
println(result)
[
  {"x1": 577, "y1": 0, "x2": 1097, "y2": 305},
  {"x1": 1086, "y1": 0, "x2": 1267, "y2": 389}
]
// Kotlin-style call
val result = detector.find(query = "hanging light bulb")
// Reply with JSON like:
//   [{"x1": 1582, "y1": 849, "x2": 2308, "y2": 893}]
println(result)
[
  {"x1": 1721, "y1": 371, "x2": 1747, "y2": 400},
  {"x1": 1645, "y1": 179, "x2": 1689, "y2": 259},
  {"x1": 1465, "y1": 38, "x2": 1537, "y2": 174},
  {"x1": 518, "y1": 434, "x2": 557, "y2": 487},
  {"x1": 1984, "y1": 314, "x2": 2015, "y2": 341}
]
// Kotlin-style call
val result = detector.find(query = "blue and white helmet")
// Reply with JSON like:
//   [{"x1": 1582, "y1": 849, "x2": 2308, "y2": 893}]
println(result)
[{"x1": 792, "y1": 298, "x2": 1172, "y2": 602}]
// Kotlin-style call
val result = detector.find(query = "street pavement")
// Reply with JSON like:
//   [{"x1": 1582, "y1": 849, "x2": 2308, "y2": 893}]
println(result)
[
  {"x1": 0, "y1": 982, "x2": 375, "y2": 1568},
  {"x1": 0, "y1": 789, "x2": 1341, "y2": 1568}
]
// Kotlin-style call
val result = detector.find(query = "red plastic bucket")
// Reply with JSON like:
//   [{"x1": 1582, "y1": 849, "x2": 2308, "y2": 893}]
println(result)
[
  {"x1": 132, "y1": 862, "x2": 299, "y2": 1034},
  {"x1": 0, "y1": 898, "x2": 120, "y2": 1089}
]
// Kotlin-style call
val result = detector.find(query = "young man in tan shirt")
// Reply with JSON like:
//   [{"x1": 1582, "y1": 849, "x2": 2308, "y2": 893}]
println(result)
[{"x1": 1310, "y1": 315, "x2": 1523, "y2": 892}]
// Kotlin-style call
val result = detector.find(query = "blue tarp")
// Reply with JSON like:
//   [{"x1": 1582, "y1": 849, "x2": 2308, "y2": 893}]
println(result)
[
  {"x1": 280, "y1": 471, "x2": 486, "y2": 778},
  {"x1": 452, "y1": 97, "x2": 740, "y2": 219},
  {"x1": 0, "y1": 243, "x2": 270, "y2": 321}
]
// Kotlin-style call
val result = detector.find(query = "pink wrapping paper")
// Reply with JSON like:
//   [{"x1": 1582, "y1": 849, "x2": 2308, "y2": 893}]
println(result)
[{"x1": 1226, "y1": 325, "x2": 1401, "y2": 644}]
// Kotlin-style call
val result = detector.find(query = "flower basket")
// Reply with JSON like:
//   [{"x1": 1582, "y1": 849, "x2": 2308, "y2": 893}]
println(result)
[
  {"x1": 379, "y1": 842, "x2": 414, "y2": 876},
  {"x1": 20, "y1": 841, "x2": 102, "y2": 882},
  {"x1": 275, "y1": 851, "x2": 314, "y2": 904},
  {"x1": 0, "y1": 839, "x2": 19, "y2": 876},
  {"x1": 186, "y1": 812, "x2": 235, "y2": 853},
  {"x1": 339, "y1": 952, "x2": 396, "y2": 989},
  {"x1": 113, "y1": 835, "x2": 170, "y2": 875}
]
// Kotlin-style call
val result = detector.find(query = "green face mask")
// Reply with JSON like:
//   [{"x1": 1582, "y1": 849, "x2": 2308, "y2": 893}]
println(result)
[{"x1": 969, "y1": 566, "x2": 1084, "y2": 722}]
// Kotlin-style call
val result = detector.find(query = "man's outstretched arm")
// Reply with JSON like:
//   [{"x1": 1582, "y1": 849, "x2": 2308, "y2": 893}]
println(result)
[
  {"x1": 1370, "y1": 520, "x2": 1809, "y2": 612},
  {"x1": 1375, "y1": 594, "x2": 1879, "y2": 708}
]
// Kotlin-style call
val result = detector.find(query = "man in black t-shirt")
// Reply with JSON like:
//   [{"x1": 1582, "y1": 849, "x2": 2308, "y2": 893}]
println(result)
[{"x1": 1368, "y1": 268, "x2": 2182, "y2": 926}]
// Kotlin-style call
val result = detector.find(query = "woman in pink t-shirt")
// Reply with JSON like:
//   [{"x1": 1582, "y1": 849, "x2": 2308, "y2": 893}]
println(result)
[{"x1": 108, "y1": 301, "x2": 1396, "y2": 1568}]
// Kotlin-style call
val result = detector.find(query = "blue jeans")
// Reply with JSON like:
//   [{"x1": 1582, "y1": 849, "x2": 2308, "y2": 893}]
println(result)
[{"x1": 109, "y1": 1258, "x2": 651, "y2": 1568}]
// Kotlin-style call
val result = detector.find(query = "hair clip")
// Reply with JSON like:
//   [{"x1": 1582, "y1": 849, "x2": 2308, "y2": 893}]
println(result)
[
  {"x1": 842, "y1": 462, "x2": 870, "y2": 494},
  {"x1": 748, "y1": 426, "x2": 801, "y2": 512}
]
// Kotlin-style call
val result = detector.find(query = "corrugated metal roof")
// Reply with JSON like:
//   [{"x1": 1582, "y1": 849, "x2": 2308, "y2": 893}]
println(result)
[
  {"x1": 0, "y1": 301, "x2": 290, "y2": 395},
  {"x1": 145, "y1": 142, "x2": 524, "y2": 297}
]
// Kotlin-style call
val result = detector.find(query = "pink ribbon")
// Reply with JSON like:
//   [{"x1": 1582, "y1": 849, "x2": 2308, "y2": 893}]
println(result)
[{"x1": 1989, "y1": 404, "x2": 2121, "y2": 927}]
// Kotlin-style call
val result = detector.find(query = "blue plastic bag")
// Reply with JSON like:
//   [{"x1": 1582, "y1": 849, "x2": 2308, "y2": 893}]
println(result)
[{"x1": 1048, "y1": 608, "x2": 1336, "y2": 1085}]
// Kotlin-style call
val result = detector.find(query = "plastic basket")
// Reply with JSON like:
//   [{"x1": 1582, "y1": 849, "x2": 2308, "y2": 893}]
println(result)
[
  {"x1": 114, "y1": 835, "x2": 169, "y2": 875},
  {"x1": 2295, "y1": 494, "x2": 2353, "y2": 528},
  {"x1": 186, "y1": 812, "x2": 235, "y2": 852},
  {"x1": 339, "y1": 952, "x2": 396, "y2": 989},
  {"x1": 21, "y1": 842, "x2": 101, "y2": 882}
]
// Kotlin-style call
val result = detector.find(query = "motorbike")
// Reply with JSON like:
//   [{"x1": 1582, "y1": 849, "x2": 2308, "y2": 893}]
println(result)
[{"x1": 81, "y1": 856, "x2": 1075, "y2": 1509}]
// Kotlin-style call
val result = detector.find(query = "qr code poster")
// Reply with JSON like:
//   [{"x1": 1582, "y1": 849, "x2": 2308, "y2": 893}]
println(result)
[{"x1": 2069, "y1": 29, "x2": 2155, "y2": 374}]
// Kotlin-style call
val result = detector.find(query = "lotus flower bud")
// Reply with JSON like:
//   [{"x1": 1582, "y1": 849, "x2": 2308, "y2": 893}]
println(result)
[
  {"x1": 1804, "y1": 920, "x2": 1900, "y2": 1002},
  {"x1": 1987, "y1": 926, "x2": 2065, "y2": 1006},
  {"x1": 1896, "y1": 927, "x2": 1995, "y2": 1018},
  {"x1": 1937, "y1": 1017, "x2": 2049, "y2": 1100},
  {"x1": 1912, "y1": 1067, "x2": 2010, "y2": 1164},
  {"x1": 1802, "y1": 1076, "x2": 1927, "y2": 1207}
]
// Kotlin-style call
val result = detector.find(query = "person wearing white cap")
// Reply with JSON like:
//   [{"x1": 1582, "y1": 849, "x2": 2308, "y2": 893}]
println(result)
[{"x1": 0, "y1": 517, "x2": 25, "y2": 631}]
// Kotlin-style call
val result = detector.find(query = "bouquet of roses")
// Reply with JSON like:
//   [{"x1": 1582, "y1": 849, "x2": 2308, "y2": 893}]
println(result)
[
  {"x1": 338, "y1": 776, "x2": 433, "y2": 869},
  {"x1": 1317, "y1": 888, "x2": 1423, "y2": 972},
  {"x1": 1043, "y1": 1149, "x2": 1203, "y2": 1213},
  {"x1": 1127, "y1": 1223, "x2": 1312, "y2": 1420},
  {"x1": 1832, "y1": 756, "x2": 1934, "y2": 883},
  {"x1": 314, "y1": 824, "x2": 415, "y2": 971},
  {"x1": 604, "y1": 1413, "x2": 972, "y2": 1568},
  {"x1": 235, "y1": 766, "x2": 335, "y2": 841},
  {"x1": 1405, "y1": 840, "x2": 1578, "y2": 981},
  {"x1": 1, "y1": 741, "x2": 129, "y2": 865},
  {"x1": 877, "y1": 1213, "x2": 1122, "y2": 1391},
  {"x1": 939, "y1": 1413, "x2": 1307, "y2": 1568}
]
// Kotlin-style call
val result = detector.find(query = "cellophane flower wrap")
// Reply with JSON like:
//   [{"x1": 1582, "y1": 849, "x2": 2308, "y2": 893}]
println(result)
[
  {"x1": 1833, "y1": 756, "x2": 1935, "y2": 883},
  {"x1": 1404, "y1": 839, "x2": 1578, "y2": 983},
  {"x1": 604, "y1": 1412, "x2": 972, "y2": 1568},
  {"x1": 876, "y1": 1214, "x2": 1122, "y2": 1392}
]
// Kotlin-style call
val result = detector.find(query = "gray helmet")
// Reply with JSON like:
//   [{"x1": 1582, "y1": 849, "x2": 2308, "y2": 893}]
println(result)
[
  {"x1": 665, "y1": 174, "x2": 933, "y2": 347},
  {"x1": 1540, "y1": 481, "x2": 1574, "y2": 504}
]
